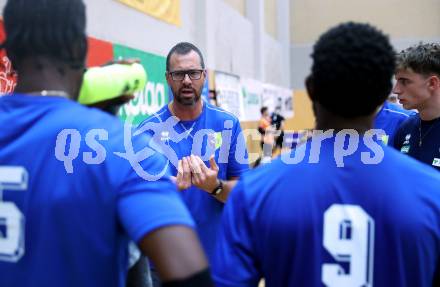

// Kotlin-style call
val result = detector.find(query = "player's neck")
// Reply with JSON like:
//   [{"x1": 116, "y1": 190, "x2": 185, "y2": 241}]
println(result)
[
  {"x1": 315, "y1": 120, "x2": 373, "y2": 134},
  {"x1": 14, "y1": 59, "x2": 77, "y2": 99},
  {"x1": 418, "y1": 95, "x2": 440, "y2": 121},
  {"x1": 15, "y1": 76, "x2": 70, "y2": 96},
  {"x1": 315, "y1": 104, "x2": 374, "y2": 134},
  {"x1": 169, "y1": 100, "x2": 203, "y2": 121},
  {"x1": 15, "y1": 57, "x2": 82, "y2": 100}
]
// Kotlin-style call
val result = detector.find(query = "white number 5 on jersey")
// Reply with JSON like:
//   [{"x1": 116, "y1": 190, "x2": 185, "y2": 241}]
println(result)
[
  {"x1": 0, "y1": 166, "x2": 28, "y2": 262},
  {"x1": 322, "y1": 204, "x2": 375, "y2": 287}
]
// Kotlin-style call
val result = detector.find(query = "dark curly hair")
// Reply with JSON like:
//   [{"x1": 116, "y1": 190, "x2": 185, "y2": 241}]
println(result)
[
  {"x1": 309, "y1": 22, "x2": 396, "y2": 118},
  {"x1": 396, "y1": 43, "x2": 440, "y2": 76},
  {"x1": 166, "y1": 42, "x2": 205, "y2": 72},
  {"x1": 2, "y1": 0, "x2": 88, "y2": 71}
]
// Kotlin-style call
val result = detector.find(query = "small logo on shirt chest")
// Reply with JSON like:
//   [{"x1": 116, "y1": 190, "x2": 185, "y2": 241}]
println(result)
[
  {"x1": 433, "y1": 158, "x2": 440, "y2": 167},
  {"x1": 208, "y1": 132, "x2": 223, "y2": 151},
  {"x1": 161, "y1": 131, "x2": 170, "y2": 141},
  {"x1": 400, "y1": 146, "x2": 410, "y2": 154},
  {"x1": 402, "y1": 134, "x2": 411, "y2": 145}
]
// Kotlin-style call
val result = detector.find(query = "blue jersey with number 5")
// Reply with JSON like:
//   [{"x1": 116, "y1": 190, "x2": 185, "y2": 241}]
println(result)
[
  {"x1": 213, "y1": 136, "x2": 440, "y2": 287},
  {"x1": 0, "y1": 94, "x2": 194, "y2": 287}
]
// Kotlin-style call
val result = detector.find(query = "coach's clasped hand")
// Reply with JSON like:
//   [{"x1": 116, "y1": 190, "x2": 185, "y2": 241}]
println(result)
[{"x1": 174, "y1": 155, "x2": 220, "y2": 193}]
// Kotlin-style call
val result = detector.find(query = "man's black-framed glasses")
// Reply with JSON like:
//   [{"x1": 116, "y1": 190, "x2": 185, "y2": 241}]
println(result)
[{"x1": 169, "y1": 69, "x2": 204, "y2": 81}]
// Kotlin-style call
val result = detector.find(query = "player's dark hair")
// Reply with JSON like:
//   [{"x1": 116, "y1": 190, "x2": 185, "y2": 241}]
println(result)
[
  {"x1": 2, "y1": 0, "x2": 88, "y2": 70},
  {"x1": 310, "y1": 22, "x2": 395, "y2": 118},
  {"x1": 396, "y1": 43, "x2": 440, "y2": 77},
  {"x1": 166, "y1": 42, "x2": 205, "y2": 72},
  {"x1": 260, "y1": 106, "x2": 268, "y2": 115}
]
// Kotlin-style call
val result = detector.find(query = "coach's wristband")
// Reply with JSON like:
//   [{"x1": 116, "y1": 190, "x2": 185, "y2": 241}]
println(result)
[{"x1": 210, "y1": 180, "x2": 223, "y2": 196}]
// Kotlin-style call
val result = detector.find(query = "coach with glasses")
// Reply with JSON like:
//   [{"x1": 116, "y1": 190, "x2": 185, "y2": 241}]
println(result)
[{"x1": 137, "y1": 42, "x2": 249, "y2": 271}]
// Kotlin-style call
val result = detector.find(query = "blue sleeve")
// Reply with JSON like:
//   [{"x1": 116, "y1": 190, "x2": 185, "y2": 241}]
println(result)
[
  {"x1": 227, "y1": 120, "x2": 249, "y2": 178},
  {"x1": 116, "y1": 135, "x2": 195, "y2": 243},
  {"x1": 212, "y1": 178, "x2": 261, "y2": 286}
]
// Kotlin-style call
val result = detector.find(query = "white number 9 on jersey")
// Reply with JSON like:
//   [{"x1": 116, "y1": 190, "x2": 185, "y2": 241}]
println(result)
[
  {"x1": 322, "y1": 204, "x2": 375, "y2": 287},
  {"x1": 0, "y1": 166, "x2": 28, "y2": 263}
]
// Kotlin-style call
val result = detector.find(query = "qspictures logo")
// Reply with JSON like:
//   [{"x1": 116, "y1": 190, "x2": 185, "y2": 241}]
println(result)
[{"x1": 54, "y1": 115, "x2": 388, "y2": 181}]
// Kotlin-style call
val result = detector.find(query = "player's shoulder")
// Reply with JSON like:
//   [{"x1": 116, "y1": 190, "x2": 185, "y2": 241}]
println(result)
[
  {"x1": 137, "y1": 105, "x2": 170, "y2": 128},
  {"x1": 205, "y1": 102, "x2": 239, "y2": 123},
  {"x1": 231, "y1": 153, "x2": 316, "y2": 222},
  {"x1": 382, "y1": 145, "x2": 440, "y2": 190},
  {"x1": 238, "y1": 156, "x2": 294, "y2": 201},
  {"x1": 65, "y1": 104, "x2": 128, "y2": 135},
  {"x1": 394, "y1": 113, "x2": 418, "y2": 133},
  {"x1": 72, "y1": 106, "x2": 168, "y2": 183},
  {"x1": 383, "y1": 102, "x2": 415, "y2": 117},
  {"x1": 58, "y1": 103, "x2": 157, "y2": 152}
]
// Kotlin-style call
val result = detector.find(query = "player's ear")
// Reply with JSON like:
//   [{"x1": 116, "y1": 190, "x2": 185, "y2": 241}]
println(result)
[
  {"x1": 165, "y1": 71, "x2": 174, "y2": 86},
  {"x1": 427, "y1": 74, "x2": 440, "y2": 91}
]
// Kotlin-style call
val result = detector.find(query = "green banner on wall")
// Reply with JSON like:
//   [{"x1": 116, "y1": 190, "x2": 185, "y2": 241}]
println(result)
[{"x1": 113, "y1": 44, "x2": 169, "y2": 125}]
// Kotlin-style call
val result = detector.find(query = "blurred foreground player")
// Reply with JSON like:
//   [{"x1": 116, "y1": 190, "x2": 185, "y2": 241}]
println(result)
[
  {"x1": 79, "y1": 59, "x2": 154, "y2": 287},
  {"x1": 0, "y1": 1, "x2": 212, "y2": 287},
  {"x1": 213, "y1": 22, "x2": 440, "y2": 287}
]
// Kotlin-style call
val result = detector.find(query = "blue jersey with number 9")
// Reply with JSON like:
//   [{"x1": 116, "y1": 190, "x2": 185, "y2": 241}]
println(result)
[{"x1": 213, "y1": 135, "x2": 440, "y2": 287}]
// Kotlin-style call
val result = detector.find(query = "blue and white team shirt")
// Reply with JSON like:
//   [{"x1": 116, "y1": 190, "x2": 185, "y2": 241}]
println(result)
[
  {"x1": 374, "y1": 101, "x2": 415, "y2": 145},
  {"x1": 393, "y1": 113, "x2": 440, "y2": 172},
  {"x1": 138, "y1": 101, "x2": 249, "y2": 263},
  {"x1": 0, "y1": 94, "x2": 194, "y2": 287},
  {"x1": 213, "y1": 134, "x2": 440, "y2": 287}
]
